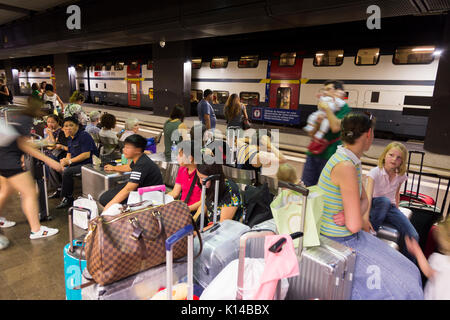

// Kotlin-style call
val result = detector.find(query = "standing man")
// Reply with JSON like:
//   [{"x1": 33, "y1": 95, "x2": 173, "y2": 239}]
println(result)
[
  {"x1": 301, "y1": 80, "x2": 351, "y2": 187},
  {"x1": 197, "y1": 89, "x2": 216, "y2": 131},
  {"x1": 0, "y1": 79, "x2": 10, "y2": 106}
]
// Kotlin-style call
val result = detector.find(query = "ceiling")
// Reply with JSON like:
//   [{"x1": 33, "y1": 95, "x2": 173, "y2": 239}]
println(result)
[{"x1": 0, "y1": 0, "x2": 448, "y2": 61}]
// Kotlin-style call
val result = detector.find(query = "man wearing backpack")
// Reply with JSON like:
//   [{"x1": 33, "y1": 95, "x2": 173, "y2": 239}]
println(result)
[{"x1": 0, "y1": 79, "x2": 10, "y2": 106}]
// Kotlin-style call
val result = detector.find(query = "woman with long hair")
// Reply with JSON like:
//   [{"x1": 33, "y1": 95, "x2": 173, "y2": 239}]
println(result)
[
  {"x1": 223, "y1": 93, "x2": 249, "y2": 129},
  {"x1": 0, "y1": 97, "x2": 61, "y2": 239}
]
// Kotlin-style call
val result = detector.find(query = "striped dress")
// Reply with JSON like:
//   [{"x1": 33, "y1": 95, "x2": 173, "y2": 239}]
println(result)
[{"x1": 318, "y1": 147, "x2": 362, "y2": 237}]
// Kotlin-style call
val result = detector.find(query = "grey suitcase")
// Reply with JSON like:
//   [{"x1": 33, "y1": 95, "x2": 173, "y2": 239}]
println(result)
[
  {"x1": 277, "y1": 181, "x2": 356, "y2": 300},
  {"x1": 251, "y1": 218, "x2": 277, "y2": 233},
  {"x1": 81, "y1": 164, "x2": 131, "y2": 201},
  {"x1": 193, "y1": 174, "x2": 251, "y2": 289}
]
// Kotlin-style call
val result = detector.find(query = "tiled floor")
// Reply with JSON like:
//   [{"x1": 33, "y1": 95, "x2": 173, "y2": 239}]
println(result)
[{"x1": 0, "y1": 180, "x2": 85, "y2": 300}]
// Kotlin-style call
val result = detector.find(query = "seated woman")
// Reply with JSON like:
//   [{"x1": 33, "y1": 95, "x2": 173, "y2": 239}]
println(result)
[
  {"x1": 193, "y1": 163, "x2": 243, "y2": 230},
  {"x1": 119, "y1": 118, "x2": 140, "y2": 142},
  {"x1": 236, "y1": 129, "x2": 287, "y2": 176},
  {"x1": 99, "y1": 113, "x2": 120, "y2": 156},
  {"x1": 167, "y1": 140, "x2": 202, "y2": 213},
  {"x1": 64, "y1": 91, "x2": 88, "y2": 126},
  {"x1": 163, "y1": 104, "x2": 189, "y2": 162},
  {"x1": 56, "y1": 117, "x2": 98, "y2": 209},
  {"x1": 100, "y1": 134, "x2": 163, "y2": 210},
  {"x1": 317, "y1": 112, "x2": 423, "y2": 299}
]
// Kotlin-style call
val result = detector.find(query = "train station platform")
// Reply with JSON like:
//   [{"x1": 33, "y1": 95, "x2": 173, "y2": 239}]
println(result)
[{"x1": 14, "y1": 96, "x2": 449, "y2": 176}]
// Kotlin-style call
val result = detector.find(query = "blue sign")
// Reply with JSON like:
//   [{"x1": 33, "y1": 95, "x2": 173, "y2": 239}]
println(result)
[{"x1": 251, "y1": 107, "x2": 301, "y2": 125}]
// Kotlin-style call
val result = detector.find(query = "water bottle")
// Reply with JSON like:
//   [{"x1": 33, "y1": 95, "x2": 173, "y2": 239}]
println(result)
[
  {"x1": 121, "y1": 153, "x2": 127, "y2": 165},
  {"x1": 170, "y1": 140, "x2": 177, "y2": 163}
]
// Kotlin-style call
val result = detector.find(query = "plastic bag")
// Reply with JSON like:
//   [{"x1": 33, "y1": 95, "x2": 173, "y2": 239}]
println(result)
[
  {"x1": 127, "y1": 191, "x2": 174, "y2": 206},
  {"x1": 200, "y1": 258, "x2": 289, "y2": 300},
  {"x1": 73, "y1": 195, "x2": 99, "y2": 229}
]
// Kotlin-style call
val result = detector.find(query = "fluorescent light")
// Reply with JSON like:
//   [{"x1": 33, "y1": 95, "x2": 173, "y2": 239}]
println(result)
[
  {"x1": 412, "y1": 47, "x2": 435, "y2": 52},
  {"x1": 338, "y1": 54, "x2": 344, "y2": 57},
  {"x1": 433, "y1": 50, "x2": 442, "y2": 56},
  {"x1": 316, "y1": 53, "x2": 324, "y2": 56}
]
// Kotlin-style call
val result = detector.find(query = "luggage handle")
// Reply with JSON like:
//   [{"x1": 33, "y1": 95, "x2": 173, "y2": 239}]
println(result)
[
  {"x1": 165, "y1": 224, "x2": 194, "y2": 300},
  {"x1": 68, "y1": 206, "x2": 91, "y2": 253},
  {"x1": 269, "y1": 232, "x2": 303, "y2": 253},
  {"x1": 237, "y1": 229, "x2": 276, "y2": 300},
  {"x1": 200, "y1": 174, "x2": 221, "y2": 231},
  {"x1": 277, "y1": 181, "x2": 309, "y2": 256},
  {"x1": 138, "y1": 185, "x2": 166, "y2": 204}
]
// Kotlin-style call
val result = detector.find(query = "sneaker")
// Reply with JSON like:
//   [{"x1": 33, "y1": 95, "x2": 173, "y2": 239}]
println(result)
[
  {"x1": 0, "y1": 217, "x2": 16, "y2": 228},
  {"x1": 0, "y1": 234, "x2": 9, "y2": 250},
  {"x1": 29, "y1": 226, "x2": 59, "y2": 240}
]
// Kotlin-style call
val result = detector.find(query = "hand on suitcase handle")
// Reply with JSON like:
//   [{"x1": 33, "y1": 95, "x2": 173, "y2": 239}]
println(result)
[{"x1": 138, "y1": 185, "x2": 166, "y2": 195}]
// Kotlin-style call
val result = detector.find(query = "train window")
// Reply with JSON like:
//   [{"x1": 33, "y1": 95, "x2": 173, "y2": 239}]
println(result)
[
  {"x1": 79, "y1": 83, "x2": 85, "y2": 91},
  {"x1": 26, "y1": 82, "x2": 31, "y2": 89},
  {"x1": 95, "y1": 83, "x2": 98, "y2": 89},
  {"x1": 104, "y1": 83, "x2": 107, "y2": 89},
  {"x1": 393, "y1": 46, "x2": 435, "y2": 64},
  {"x1": 276, "y1": 87, "x2": 291, "y2": 109},
  {"x1": 279, "y1": 53, "x2": 296, "y2": 67},
  {"x1": 192, "y1": 58, "x2": 202, "y2": 69},
  {"x1": 355, "y1": 48, "x2": 380, "y2": 65},
  {"x1": 238, "y1": 55, "x2": 259, "y2": 68},
  {"x1": 130, "y1": 83, "x2": 137, "y2": 101},
  {"x1": 371, "y1": 91, "x2": 380, "y2": 103},
  {"x1": 191, "y1": 89, "x2": 203, "y2": 103},
  {"x1": 94, "y1": 63, "x2": 103, "y2": 71},
  {"x1": 31, "y1": 66, "x2": 37, "y2": 72},
  {"x1": 146, "y1": 60, "x2": 153, "y2": 70},
  {"x1": 38, "y1": 67, "x2": 44, "y2": 72},
  {"x1": 314, "y1": 50, "x2": 344, "y2": 66},
  {"x1": 211, "y1": 57, "x2": 228, "y2": 69},
  {"x1": 212, "y1": 90, "x2": 229, "y2": 104},
  {"x1": 130, "y1": 61, "x2": 139, "y2": 70},
  {"x1": 240, "y1": 92, "x2": 260, "y2": 106},
  {"x1": 20, "y1": 82, "x2": 25, "y2": 88},
  {"x1": 114, "y1": 62, "x2": 124, "y2": 71},
  {"x1": 105, "y1": 62, "x2": 113, "y2": 71}
]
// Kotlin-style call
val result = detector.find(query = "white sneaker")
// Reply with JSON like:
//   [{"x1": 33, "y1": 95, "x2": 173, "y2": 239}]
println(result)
[
  {"x1": 0, "y1": 234, "x2": 9, "y2": 250},
  {"x1": 29, "y1": 226, "x2": 59, "y2": 240},
  {"x1": 0, "y1": 217, "x2": 16, "y2": 228}
]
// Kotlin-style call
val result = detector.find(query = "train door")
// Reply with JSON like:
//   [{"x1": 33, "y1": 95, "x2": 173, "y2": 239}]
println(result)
[
  {"x1": 127, "y1": 62, "x2": 141, "y2": 107},
  {"x1": 268, "y1": 52, "x2": 303, "y2": 110}
]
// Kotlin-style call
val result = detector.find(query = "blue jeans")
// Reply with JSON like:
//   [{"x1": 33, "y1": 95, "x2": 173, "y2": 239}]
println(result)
[
  {"x1": 301, "y1": 155, "x2": 329, "y2": 187},
  {"x1": 370, "y1": 197, "x2": 420, "y2": 261},
  {"x1": 322, "y1": 231, "x2": 423, "y2": 300}
]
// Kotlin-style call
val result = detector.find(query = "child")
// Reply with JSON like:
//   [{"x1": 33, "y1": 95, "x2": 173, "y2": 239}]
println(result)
[
  {"x1": 366, "y1": 142, "x2": 419, "y2": 261},
  {"x1": 303, "y1": 94, "x2": 346, "y2": 140},
  {"x1": 405, "y1": 218, "x2": 450, "y2": 300},
  {"x1": 276, "y1": 163, "x2": 300, "y2": 185}
]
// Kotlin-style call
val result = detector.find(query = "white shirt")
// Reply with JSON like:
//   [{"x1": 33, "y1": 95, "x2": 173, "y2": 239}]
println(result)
[
  {"x1": 424, "y1": 253, "x2": 450, "y2": 300},
  {"x1": 368, "y1": 166, "x2": 407, "y2": 204}
]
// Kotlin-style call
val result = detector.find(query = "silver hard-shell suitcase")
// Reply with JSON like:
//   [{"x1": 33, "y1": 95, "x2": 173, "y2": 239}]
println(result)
[
  {"x1": 81, "y1": 164, "x2": 131, "y2": 201},
  {"x1": 193, "y1": 174, "x2": 251, "y2": 289},
  {"x1": 277, "y1": 181, "x2": 356, "y2": 300}
]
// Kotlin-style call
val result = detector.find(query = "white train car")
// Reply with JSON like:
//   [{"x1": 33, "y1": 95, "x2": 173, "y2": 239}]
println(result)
[{"x1": 18, "y1": 67, "x2": 54, "y2": 95}]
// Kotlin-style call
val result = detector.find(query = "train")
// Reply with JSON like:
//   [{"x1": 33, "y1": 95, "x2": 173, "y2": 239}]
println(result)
[{"x1": 11, "y1": 45, "x2": 440, "y2": 140}]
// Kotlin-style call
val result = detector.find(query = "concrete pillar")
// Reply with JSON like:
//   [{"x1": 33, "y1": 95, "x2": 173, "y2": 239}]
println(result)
[
  {"x1": 3, "y1": 59, "x2": 19, "y2": 96},
  {"x1": 53, "y1": 53, "x2": 71, "y2": 102},
  {"x1": 424, "y1": 15, "x2": 450, "y2": 155},
  {"x1": 152, "y1": 40, "x2": 191, "y2": 117}
]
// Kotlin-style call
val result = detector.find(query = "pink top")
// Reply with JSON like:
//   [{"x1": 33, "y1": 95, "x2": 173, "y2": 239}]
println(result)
[
  {"x1": 175, "y1": 166, "x2": 201, "y2": 206},
  {"x1": 367, "y1": 166, "x2": 407, "y2": 204}
]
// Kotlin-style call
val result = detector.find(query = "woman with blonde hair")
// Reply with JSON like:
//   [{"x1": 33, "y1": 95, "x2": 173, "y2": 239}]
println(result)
[{"x1": 223, "y1": 93, "x2": 249, "y2": 129}]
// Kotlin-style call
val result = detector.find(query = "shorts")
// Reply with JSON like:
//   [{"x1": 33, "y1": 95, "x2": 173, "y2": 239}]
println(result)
[{"x1": 0, "y1": 168, "x2": 25, "y2": 178}]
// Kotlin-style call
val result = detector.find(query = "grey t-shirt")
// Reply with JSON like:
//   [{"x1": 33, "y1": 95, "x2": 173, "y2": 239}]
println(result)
[{"x1": 197, "y1": 99, "x2": 216, "y2": 129}]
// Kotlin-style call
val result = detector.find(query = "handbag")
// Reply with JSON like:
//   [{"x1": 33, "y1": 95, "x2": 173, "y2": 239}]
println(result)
[
  {"x1": 242, "y1": 117, "x2": 251, "y2": 130},
  {"x1": 83, "y1": 200, "x2": 201, "y2": 286},
  {"x1": 73, "y1": 195, "x2": 99, "y2": 230},
  {"x1": 307, "y1": 136, "x2": 340, "y2": 155}
]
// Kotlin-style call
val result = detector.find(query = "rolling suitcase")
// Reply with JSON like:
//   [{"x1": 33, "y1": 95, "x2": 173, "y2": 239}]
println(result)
[
  {"x1": 193, "y1": 174, "x2": 251, "y2": 289},
  {"x1": 24, "y1": 133, "x2": 51, "y2": 221},
  {"x1": 277, "y1": 181, "x2": 356, "y2": 300},
  {"x1": 399, "y1": 151, "x2": 448, "y2": 251},
  {"x1": 81, "y1": 164, "x2": 131, "y2": 201},
  {"x1": 63, "y1": 206, "x2": 89, "y2": 300}
]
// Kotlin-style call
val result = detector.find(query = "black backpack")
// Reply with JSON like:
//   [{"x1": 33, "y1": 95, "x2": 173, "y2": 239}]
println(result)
[{"x1": 241, "y1": 182, "x2": 274, "y2": 227}]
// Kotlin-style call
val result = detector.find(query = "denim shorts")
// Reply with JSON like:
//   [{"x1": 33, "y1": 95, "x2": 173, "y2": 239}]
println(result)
[{"x1": 322, "y1": 231, "x2": 424, "y2": 300}]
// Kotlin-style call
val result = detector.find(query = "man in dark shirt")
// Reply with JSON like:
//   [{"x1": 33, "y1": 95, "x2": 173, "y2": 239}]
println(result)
[
  {"x1": 56, "y1": 116, "x2": 98, "y2": 209},
  {"x1": 100, "y1": 134, "x2": 163, "y2": 210}
]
